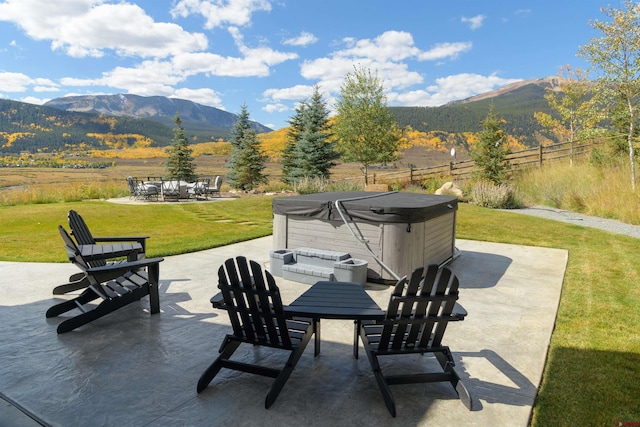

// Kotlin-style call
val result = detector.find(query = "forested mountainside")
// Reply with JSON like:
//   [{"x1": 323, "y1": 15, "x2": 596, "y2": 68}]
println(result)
[
  {"x1": 389, "y1": 81, "x2": 556, "y2": 147},
  {"x1": 45, "y1": 94, "x2": 272, "y2": 138},
  {"x1": 0, "y1": 95, "x2": 272, "y2": 154},
  {"x1": 2, "y1": 78, "x2": 561, "y2": 155},
  {"x1": 0, "y1": 99, "x2": 174, "y2": 154}
]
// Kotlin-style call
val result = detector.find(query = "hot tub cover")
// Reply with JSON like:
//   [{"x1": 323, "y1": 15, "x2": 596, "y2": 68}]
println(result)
[{"x1": 272, "y1": 191, "x2": 457, "y2": 224}]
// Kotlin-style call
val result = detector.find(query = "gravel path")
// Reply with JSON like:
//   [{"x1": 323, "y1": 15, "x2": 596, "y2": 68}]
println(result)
[{"x1": 502, "y1": 205, "x2": 640, "y2": 239}]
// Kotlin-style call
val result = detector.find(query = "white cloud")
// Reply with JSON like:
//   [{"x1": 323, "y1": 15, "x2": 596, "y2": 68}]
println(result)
[
  {"x1": 0, "y1": 71, "x2": 58, "y2": 92},
  {"x1": 387, "y1": 73, "x2": 522, "y2": 107},
  {"x1": 20, "y1": 96, "x2": 49, "y2": 105},
  {"x1": 0, "y1": 0, "x2": 208, "y2": 58},
  {"x1": 262, "y1": 102, "x2": 288, "y2": 113},
  {"x1": 461, "y1": 14, "x2": 486, "y2": 30},
  {"x1": 335, "y1": 31, "x2": 421, "y2": 62},
  {"x1": 262, "y1": 84, "x2": 315, "y2": 102},
  {"x1": 171, "y1": 88, "x2": 224, "y2": 109},
  {"x1": 171, "y1": 0, "x2": 272, "y2": 29},
  {"x1": 60, "y1": 60, "x2": 185, "y2": 96},
  {"x1": 418, "y1": 42, "x2": 473, "y2": 61},
  {"x1": 282, "y1": 32, "x2": 318, "y2": 47},
  {"x1": 263, "y1": 30, "x2": 476, "y2": 113}
]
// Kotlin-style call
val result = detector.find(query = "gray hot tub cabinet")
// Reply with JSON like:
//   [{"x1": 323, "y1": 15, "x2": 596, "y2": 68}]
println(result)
[{"x1": 272, "y1": 191, "x2": 457, "y2": 282}]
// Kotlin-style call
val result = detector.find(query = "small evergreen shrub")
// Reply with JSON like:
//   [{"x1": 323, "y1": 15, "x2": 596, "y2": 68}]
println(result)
[{"x1": 471, "y1": 180, "x2": 523, "y2": 209}]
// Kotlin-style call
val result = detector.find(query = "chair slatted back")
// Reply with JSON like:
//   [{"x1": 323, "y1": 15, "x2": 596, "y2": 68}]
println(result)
[
  {"x1": 212, "y1": 176, "x2": 222, "y2": 190},
  {"x1": 68, "y1": 210, "x2": 106, "y2": 268},
  {"x1": 58, "y1": 225, "x2": 90, "y2": 272},
  {"x1": 126, "y1": 177, "x2": 137, "y2": 195},
  {"x1": 378, "y1": 264, "x2": 460, "y2": 352},
  {"x1": 218, "y1": 256, "x2": 293, "y2": 349},
  {"x1": 68, "y1": 210, "x2": 95, "y2": 245}
]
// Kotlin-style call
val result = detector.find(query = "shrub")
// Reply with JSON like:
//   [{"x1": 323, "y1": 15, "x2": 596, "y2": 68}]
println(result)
[
  {"x1": 292, "y1": 176, "x2": 365, "y2": 194},
  {"x1": 327, "y1": 180, "x2": 363, "y2": 192},
  {"x1": 292, "y1": 176, "x2": 329, "y2": 194},
  {"x1": 471, "y1": 180, "x2": 523, "y2": 209}
]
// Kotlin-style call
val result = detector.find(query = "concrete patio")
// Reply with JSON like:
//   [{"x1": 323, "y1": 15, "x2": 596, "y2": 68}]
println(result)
[{"x1": 0, "y1": 237, "x2": 567, "y2": 426}]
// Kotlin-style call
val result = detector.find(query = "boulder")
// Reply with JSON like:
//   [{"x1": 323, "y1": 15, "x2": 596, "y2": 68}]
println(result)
[{"x1": 435, "y1": 181, "x2": 463, "y2": 198}]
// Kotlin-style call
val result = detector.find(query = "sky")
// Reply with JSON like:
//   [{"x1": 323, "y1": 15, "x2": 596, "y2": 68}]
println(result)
[{"x1": 0, "y1": 0, "x2": 610, "y2": 130}]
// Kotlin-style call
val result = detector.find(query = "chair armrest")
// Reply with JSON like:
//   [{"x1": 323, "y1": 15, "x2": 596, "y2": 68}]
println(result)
[
  {"x1": 453, "y1": 302, "x2": 467, "y2": 319},
  {"x1": 86, "y1": 257, "x2": 164, "y2": 276},
  {"x1": 93, "y1": 236, "x2": 149, "y2": 252},
  {"x1": 93, "y1": 236, "x2": 149, "y2": 243},
  {"x1": 210, "y1": 292, "x2": 225, "y2": 308}
]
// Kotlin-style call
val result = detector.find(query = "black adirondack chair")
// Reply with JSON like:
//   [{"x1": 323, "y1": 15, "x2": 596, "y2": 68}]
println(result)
[
  {"x1": 47, "y1": 226, "x2": 163, "y2": 334},
  {"x1": 197, "y1": 256, "x2": 314, "y2": 409},
  {"x1": 357, "y1": 264, "x2": 473, "y2": 417},
  {"x1": 53, "y1": 210, "x2": 149, "y2": 295},
  {"x1": 68, "y1": 209, "x2": 149, "y2": 254}
]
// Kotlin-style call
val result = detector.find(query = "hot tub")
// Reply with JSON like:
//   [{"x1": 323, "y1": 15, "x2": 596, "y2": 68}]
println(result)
[{"x1": 272, "y1": 191, "x2": 458, "y2": 282}]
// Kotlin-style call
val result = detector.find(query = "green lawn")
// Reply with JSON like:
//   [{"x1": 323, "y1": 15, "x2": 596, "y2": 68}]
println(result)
[
  {"x1": 0, "y1": 197, "x2": 274, "y2": 262},
  {"x1": 1, "y1": 199, "x2": 638, "y2": 425}
]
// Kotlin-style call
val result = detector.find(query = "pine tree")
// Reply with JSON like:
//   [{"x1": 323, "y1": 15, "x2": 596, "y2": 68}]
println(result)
[
  {"x1": 165, "y1": 114, "x2": 197, "y2": 181},
  {"x1": 226, "y1": 104, "x2": 268, "y2": 190},
  {"x1": 282, "y1": 85, "x2": 337, "y2": 184},
  {"x1": 281, "y1": 102, "x2": 306, "y2": 184},
  {"x1": 470, "y1": 105, "x2": 510, "y2": 185}
]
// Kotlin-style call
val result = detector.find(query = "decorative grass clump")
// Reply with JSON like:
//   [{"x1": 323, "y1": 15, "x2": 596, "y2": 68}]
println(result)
[{"x1": 470, "y1": 180, "x2": 524, "y2": 209}]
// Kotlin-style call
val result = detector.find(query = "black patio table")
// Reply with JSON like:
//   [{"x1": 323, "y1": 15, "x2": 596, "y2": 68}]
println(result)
[{"x1": 285, "y1": 281, "x2": 386, "y2": 357}]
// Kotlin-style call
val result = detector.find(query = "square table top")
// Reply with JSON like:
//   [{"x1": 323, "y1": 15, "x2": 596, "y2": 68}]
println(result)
[{"x1": 285, "y1": 281, "x2": 386, "y2": 320}]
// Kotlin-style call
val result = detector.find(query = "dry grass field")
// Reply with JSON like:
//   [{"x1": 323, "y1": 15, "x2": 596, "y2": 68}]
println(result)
[{"x1": 0, "y1": 148, "x2": 455, "y2": 195}]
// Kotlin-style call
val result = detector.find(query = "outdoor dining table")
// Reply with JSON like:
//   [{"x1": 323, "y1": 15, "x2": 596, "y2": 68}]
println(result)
[
  {"x1": 210, "y1": 280, "x2": 386, "y2": 357},
  {"x1": 78, "y1": 242, "x2": 143, "y2": 262},
  {"x1": 284, "y1": 281, "x2": 386, "y2": 357}
]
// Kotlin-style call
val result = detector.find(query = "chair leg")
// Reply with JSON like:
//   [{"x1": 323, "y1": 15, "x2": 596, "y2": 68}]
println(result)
[
  {"x1": 360, "y1": 327, "x2": 397, "y2": 417},
  {"x1": 197, "y1": 338, "x2": 241, "y2": 393},
  {"x1": 147, "y1": 263, "x2": 160, "y2": 314},
  {"x1": 265, "y1": 323, "x2": 314, "y2": 409},
  {"x1": 434, "y1": 351, "x2": 473, "y2": 410},
  {"x1": 46, "y1": 289, "x2": 100, "y2": 318},
  {"x1": 53, "y1": 276, "x2": 90, "y2": 295}
]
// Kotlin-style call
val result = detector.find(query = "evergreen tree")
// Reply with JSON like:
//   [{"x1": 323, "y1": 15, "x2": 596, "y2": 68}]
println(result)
[
  {"x1": 282, "y1": 85, "x2": 337, "y2": 184},
  {"x1": 226, "y1": 104, "x2": 268, "y2": 190},
  {"x1": 470, "y1": 105, "x2": 511, "y2": 185},
  {"x1": 281, "y1": 102, "x2": 306, "y2": 184},
  {"x1": 165, "y1": 114, "x2": 197, "y2": 181}
]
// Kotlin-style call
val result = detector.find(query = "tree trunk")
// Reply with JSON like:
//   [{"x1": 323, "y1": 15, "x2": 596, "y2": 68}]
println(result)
[{"x1": 629, "y1": 120, "x2": 636, "y2": 191}]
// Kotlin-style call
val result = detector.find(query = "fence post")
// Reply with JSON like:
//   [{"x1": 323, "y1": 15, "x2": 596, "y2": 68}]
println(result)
[
  {"x1": 410, "y1": 166, "x2": 414, "y2": 184},
  {"x1": 539, "y1": 145, "x2": 543, "y2": 168},
  {"x1": 449, "y1": 161, "x2": 454, "y2": 178},
  {"x1": 373, "y1": 173, "x2": 376, "y2": 184}
]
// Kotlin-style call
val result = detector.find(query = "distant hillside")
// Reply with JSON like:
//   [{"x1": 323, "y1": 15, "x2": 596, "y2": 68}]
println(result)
[
  {"x1": 389, "y1": 77, "x2": 562, "y2": 147},
  {"x1": 45, "y1": 94, "x2": 272, "y2": 141},
  {"x1": 0, "y1": 99, "x2": 173, "y2": 154}
]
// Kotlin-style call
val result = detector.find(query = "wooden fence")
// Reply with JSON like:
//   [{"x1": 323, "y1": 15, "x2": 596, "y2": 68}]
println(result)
[{"x1": 356, "y1": 139, "x2": 597, "y2": 186}]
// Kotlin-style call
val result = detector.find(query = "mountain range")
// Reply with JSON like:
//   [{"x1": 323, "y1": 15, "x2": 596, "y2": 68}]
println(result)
[
  {"x1": 45, "y1": 94, "x2": 272, "y2": 137},
  {"x1": 1, "y1": 78, "x2": 560, "y2": 154}
]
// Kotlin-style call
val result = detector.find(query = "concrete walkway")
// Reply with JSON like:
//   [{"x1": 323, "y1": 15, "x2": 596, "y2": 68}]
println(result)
[{"x1": 0, "y1": 237, "x2": 567, "y2": 426}]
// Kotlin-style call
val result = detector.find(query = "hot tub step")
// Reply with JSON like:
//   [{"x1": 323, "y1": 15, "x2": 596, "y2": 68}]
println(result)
[{"x1": 281, "y1": 263, "x2": 334, "y2": 284}]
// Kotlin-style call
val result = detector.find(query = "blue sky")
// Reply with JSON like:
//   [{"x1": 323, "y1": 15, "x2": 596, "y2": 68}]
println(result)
[{"x1": 0, "y1": 0, "x2": 607, "y2": 130}]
